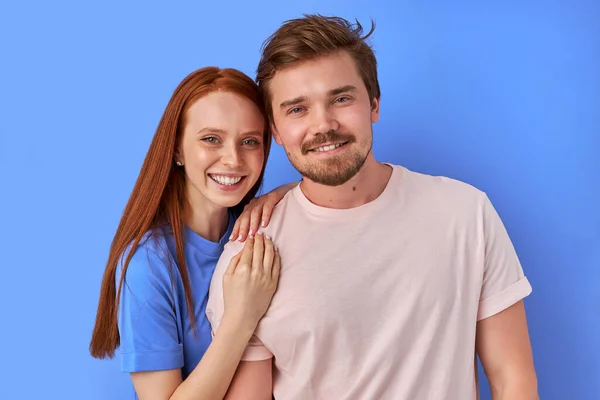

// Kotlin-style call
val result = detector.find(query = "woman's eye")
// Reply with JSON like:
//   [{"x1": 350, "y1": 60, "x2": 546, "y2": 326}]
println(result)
[
  {"x1": 242, "y1": 139, "x2": 260, "y2": 146},
  {"x1": 202, "y1": 137, "x2": 219, "y2": 144}
]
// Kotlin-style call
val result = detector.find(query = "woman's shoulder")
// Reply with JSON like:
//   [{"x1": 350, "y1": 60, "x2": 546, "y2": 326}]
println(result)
[{"x1": 117, "y1": 226, "x2": 176, "y2": 284}]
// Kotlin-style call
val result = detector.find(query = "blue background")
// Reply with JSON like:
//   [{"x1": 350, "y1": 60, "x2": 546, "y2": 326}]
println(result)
[{"x1": 1, "y1": 1, "x2": 598, "y2": 399}]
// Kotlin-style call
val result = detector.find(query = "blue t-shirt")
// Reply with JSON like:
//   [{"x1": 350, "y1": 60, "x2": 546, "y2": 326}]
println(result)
[{"x1": 117, "y1": 216, "x2": 234, "y2": 379}]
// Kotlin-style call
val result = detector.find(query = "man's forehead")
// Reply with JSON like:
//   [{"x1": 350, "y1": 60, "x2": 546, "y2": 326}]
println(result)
[{"x1": 270, "y1": 56, "x2": 362, "y2": 102}]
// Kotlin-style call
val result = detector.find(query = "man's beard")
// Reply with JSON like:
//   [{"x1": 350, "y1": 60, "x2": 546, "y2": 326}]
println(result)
[{"x1": 288, "y1": 131, "x2": 371, "y2": 186}]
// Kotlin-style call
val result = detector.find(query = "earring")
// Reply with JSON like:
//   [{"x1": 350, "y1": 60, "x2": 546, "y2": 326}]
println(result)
[{"x1": 176, "y1": 161, "x2": 183, "y2": 166}]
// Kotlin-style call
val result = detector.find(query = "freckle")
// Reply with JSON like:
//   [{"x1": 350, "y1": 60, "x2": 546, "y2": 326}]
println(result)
[{"x1": 352, "y1": 186, "x2": 356, "y2": 191}]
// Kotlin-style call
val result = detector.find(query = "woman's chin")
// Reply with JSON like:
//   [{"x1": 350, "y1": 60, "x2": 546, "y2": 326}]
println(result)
[{"x1": 207, "y1": 187, "x2": 252, "y2": 209}]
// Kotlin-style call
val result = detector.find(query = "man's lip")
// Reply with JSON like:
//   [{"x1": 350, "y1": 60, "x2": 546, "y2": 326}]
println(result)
[{"x1": 308, "y1": 141, "x2": 348, "y2": 151}]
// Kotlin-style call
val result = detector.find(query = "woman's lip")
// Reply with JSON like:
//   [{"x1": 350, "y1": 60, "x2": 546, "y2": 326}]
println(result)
[
  {"x1": 208, "y1": 175, "x2": 247, "y2": 191},
  {"x1": 208, "y1": 173, "x2": 247, "y2": 177}
]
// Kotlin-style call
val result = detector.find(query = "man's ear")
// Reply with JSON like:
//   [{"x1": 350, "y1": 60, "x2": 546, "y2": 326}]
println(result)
[
  {"x1": 271, "y1": 123, "x2": 282, "y2": 145},
  {"x1": 370, "y1": 97, "x2": 380, "y2": 123}
]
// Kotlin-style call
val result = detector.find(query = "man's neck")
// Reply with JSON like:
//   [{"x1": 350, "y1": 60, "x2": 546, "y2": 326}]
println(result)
[{"x1": 300, "y1": 155, "x2": 392, "y2": 209}]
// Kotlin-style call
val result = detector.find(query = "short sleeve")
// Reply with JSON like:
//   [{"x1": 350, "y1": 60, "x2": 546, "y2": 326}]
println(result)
[
  {"x1": 477, "y1": 195, "x2": 532, "y2": 321},
  {"x1": 206, "y1": 241, "x2": 274, "y2": 361},
  {"x1": 117, "y1": 245, "x2": 184, "y2": 372}
]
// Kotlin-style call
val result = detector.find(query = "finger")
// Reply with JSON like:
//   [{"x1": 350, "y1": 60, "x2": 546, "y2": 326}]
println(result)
[
  {"x1": 230, "y1": 215, "x2": 241, "y2": 241},
  {"x1": 224, "y1": 252, "x2": 242, "y2": 275},
  {"x1": 271, "y1": 248, "x2": 281, "y2": 281},
  {"x1": 236, "y1": 210, "x2": 252, "y2": 242},
  {"x1": 250, "y1": 205, "x2": 263, "y2": 235},
  {"x1": 238, "y1": 236, "x2": 254, "y2": 271},
  {"x1": 260, "y1": 201, "x2": 275, "y2": 229},
  {"x1": 252, "y1": 232, "x2": 265, "y2": 272},
  {"x1": 262, "y1": 234, "x2": 275, "y2": 275}
]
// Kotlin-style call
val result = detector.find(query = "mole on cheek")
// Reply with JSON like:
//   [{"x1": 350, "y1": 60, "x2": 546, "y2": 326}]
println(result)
[{"x1": 352, "y1": 186, "x2": 356, "y2": 191}]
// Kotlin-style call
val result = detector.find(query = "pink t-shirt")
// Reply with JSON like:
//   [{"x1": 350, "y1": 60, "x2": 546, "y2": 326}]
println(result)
[{"x1": 207, "y1": 165, "x2": 532, "y2": 399}]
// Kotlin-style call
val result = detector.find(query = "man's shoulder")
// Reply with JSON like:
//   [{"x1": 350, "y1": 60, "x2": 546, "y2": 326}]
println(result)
[
  {"x1": 400, "y1": 166, "x2": 485, "y2": 202},
  {"x1": 212, "y1": 189, "x2": 300, "y2": 280},
  {"x1": 270, "y1": 184, "x2": 300, "y2": 218},
  {"x1": 214, "y1": 239, "x2": 244, "y2": 273},
  {"x1": 255, "y1": 186, "x2": 302, "y2": 236},
  {"x1": 389, "y1": 165, "x2": 489, "y2": 220},
  {"x1": 216, "y1": 195, "x2": 293, "y2": 268}
]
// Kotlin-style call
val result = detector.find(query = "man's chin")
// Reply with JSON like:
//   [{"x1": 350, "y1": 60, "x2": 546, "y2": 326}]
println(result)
[{"x1": 298, "y1": 166, "x2": 360, "y2": 186}]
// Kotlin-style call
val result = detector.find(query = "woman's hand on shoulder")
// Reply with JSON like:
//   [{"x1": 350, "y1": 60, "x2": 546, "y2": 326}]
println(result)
[
  {"x1": 222, "y1": 232, "x2": 280, "y2": 331},
  {"x1": 230, "y1": 181, "x2": 297, "y2": 242}
]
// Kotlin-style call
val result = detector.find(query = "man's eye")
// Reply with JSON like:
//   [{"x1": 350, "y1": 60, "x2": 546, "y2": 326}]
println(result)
[
  {"x1": 336, "y1": 96, "x2": 350, "y2": 103},
  {"x1": 289, "y1": 107, "x2": 303, "y2": 114}
]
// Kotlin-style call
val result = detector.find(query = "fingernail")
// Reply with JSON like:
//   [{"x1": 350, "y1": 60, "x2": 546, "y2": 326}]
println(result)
[
  {"x1": 237, "y1": 234, "x2": 243, "y2": 241},
  {"x1": 274, "y1": 245, "x2": 278, "y2": 252},
  {"x1": 261, "y1": 220, "x2": 266, "y2": 227},
  {"x1": 249, "y1": 229, "x2": 254, "y2": 236},
  {"x1": 229, "y1": 234, "x2": 233, "y2": 241},
  {"x1": 257, "y1": 231, "x2": 263, "y2": 236}
]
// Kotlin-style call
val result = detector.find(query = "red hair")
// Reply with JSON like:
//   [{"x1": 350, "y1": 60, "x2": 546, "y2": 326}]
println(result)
[{"x1": 89, "y1": 67, "x2": 271, "y2": 359}]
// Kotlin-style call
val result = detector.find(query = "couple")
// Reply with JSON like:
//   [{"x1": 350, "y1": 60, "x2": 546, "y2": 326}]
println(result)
[{"x1": 90, "y1": 14, "x2": 538, "y2": 400}]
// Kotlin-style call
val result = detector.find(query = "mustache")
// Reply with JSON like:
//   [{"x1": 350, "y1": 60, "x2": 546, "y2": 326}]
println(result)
[{"x1": 301, "y1": 131, "x2": 356, "y2": 155}]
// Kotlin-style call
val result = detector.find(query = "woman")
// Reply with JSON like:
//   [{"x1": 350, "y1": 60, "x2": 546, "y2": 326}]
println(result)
[{"x1": 89, "y1": 67, "x2": 293, "y2": 399}]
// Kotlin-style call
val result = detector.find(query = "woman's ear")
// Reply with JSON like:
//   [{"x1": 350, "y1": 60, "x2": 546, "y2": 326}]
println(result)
[{"x1": 174, "y1": 148, "x2": 184, "y2": 166}]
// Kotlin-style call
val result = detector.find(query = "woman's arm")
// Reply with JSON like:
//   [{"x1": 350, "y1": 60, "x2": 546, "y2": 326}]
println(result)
[
  {"x1": 130, "y1": 318, "x2": 254, "y2": 400},
  {"x1": 129, "y1": 234, "x2": 280, "y2": 400}
]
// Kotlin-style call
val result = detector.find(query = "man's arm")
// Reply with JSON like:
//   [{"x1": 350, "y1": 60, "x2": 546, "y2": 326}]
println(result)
[
  {"x1": 223, "y1": 360, "x2": 273, "y2": 400},
  {"x1": 476, "y1": 300, "x2": 538, "y2": 400},
  {"x1": 474, "y1": 193, "x2": 538, "y2": 399}
]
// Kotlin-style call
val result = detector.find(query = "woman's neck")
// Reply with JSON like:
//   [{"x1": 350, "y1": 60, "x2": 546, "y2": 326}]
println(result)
[{"x1": 185, "y1": 196, "x2": 229, "y2": 243}]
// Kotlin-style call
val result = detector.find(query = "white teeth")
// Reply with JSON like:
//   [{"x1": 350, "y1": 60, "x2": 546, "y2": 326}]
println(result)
[
  {"x1": 314, "y1": 143, "x2": 344, "y2": 152},
  {"x1": 210, "y1": 175, "x2": 242, "y2": 186}
]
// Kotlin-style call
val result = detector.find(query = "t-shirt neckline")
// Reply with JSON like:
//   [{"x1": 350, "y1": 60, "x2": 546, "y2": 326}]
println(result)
[{"x1": 291, "y1": 163, "x2": 405, "y2": 218}]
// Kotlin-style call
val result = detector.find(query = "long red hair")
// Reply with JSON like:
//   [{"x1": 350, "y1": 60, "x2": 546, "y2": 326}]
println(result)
[{"x1": 89, "y1": 67, "x2": 271, "y2": 359}]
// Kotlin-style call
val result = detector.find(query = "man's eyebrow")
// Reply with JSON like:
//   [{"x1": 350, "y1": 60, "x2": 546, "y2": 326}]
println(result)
[
  {"x1": 278, "y1": 85, "x2": 358, "y2": 110},
  {"x1": 279, "y1": 96, "x2": 307, "y2": 110},
  {"x1": 329, "y1": 85, "x2": 358, "y2": 96}
]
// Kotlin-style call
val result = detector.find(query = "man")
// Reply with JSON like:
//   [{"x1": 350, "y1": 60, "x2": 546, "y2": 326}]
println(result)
[{"x1": 207, "y1": 14, "x2": 538, "y2": 399}]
